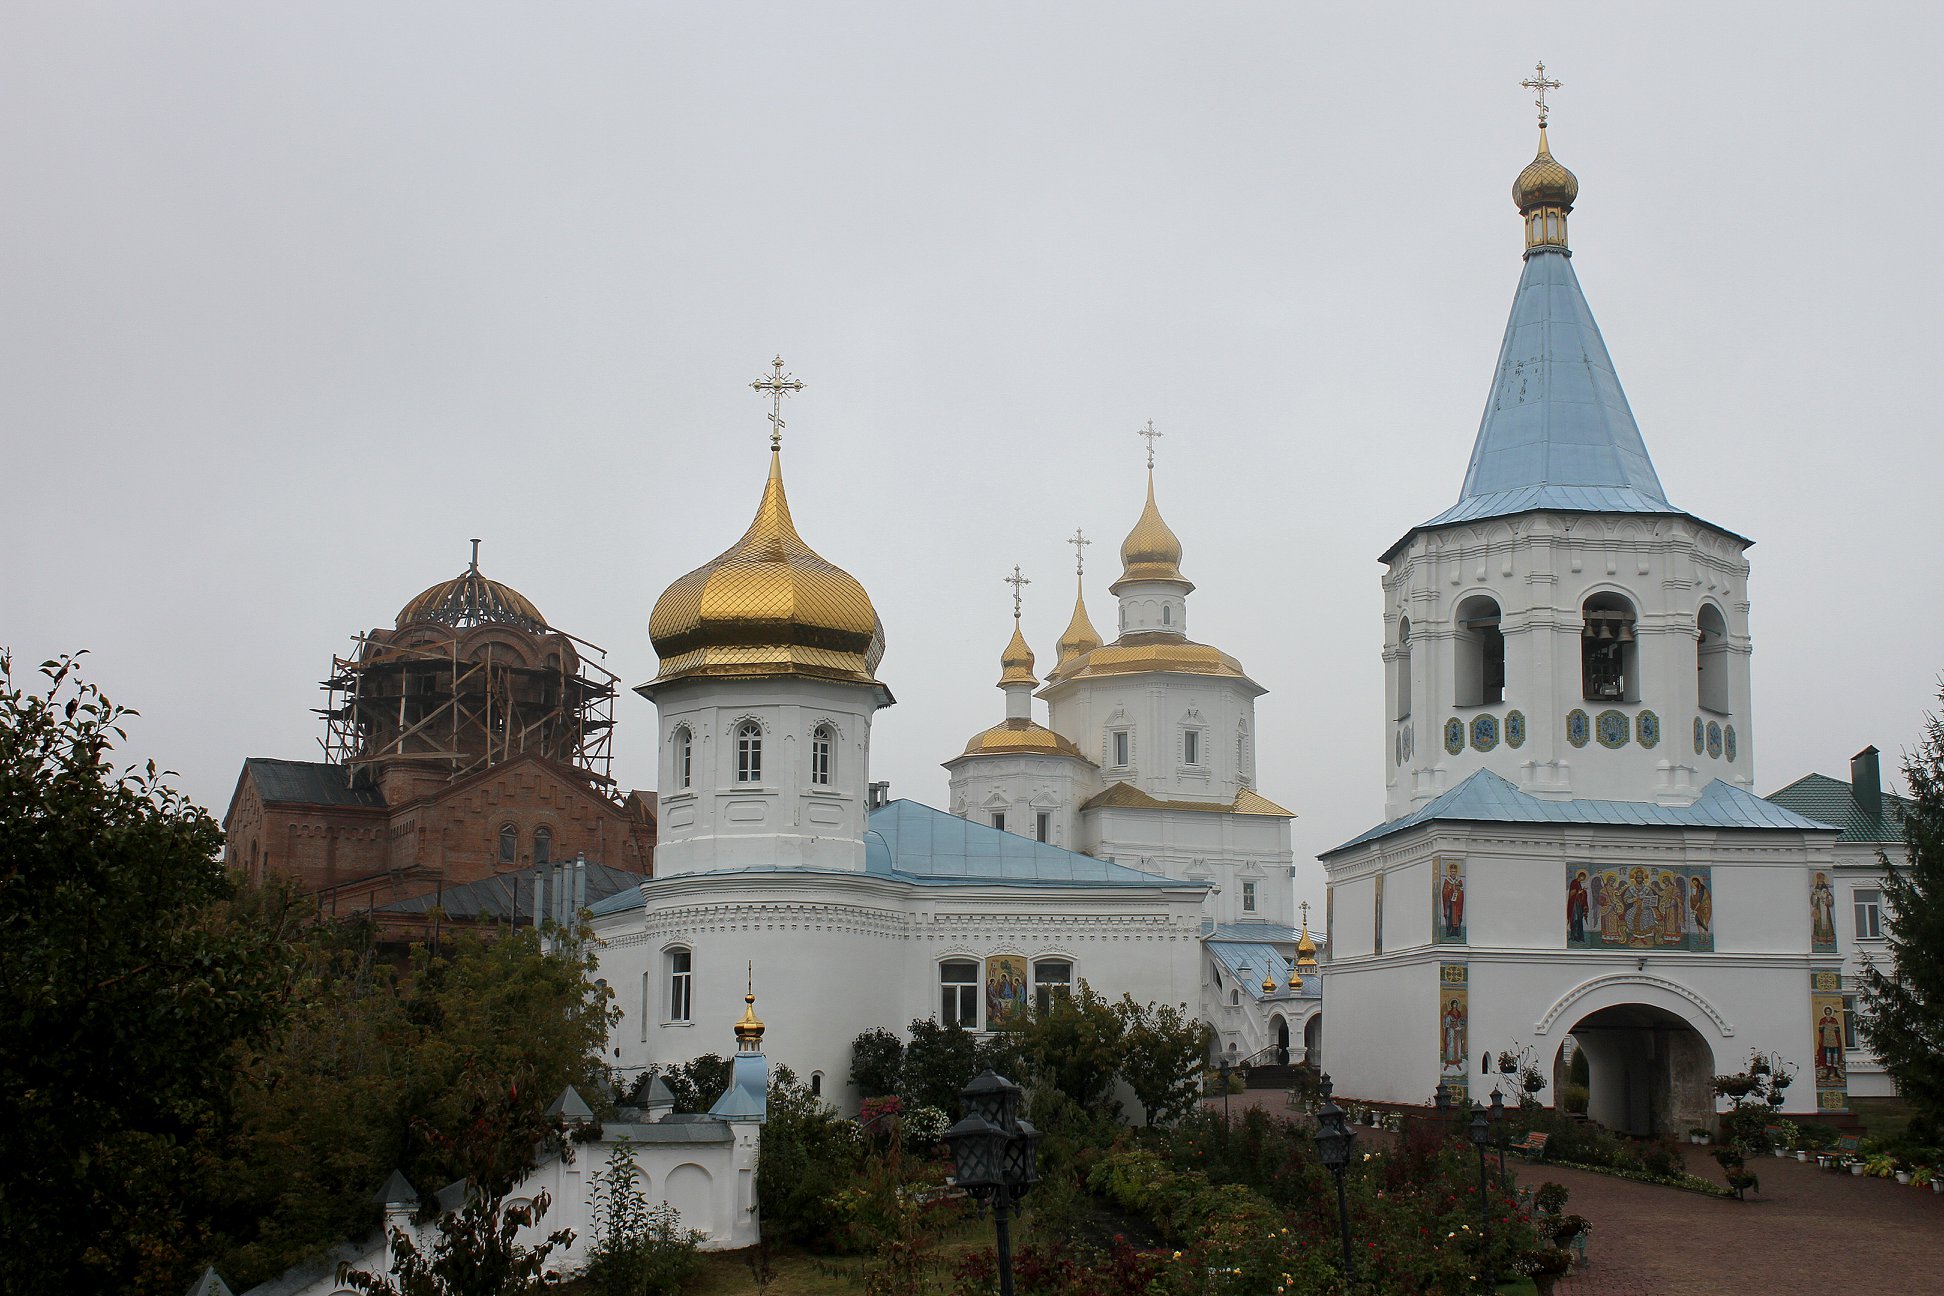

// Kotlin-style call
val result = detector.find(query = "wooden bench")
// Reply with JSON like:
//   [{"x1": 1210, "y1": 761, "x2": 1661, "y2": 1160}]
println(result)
[{"x1": 1509, "y1": 1131, "x2": 1550, "y2": 1161}]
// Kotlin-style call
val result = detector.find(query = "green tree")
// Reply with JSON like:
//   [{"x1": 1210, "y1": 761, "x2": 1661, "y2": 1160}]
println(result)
[
  {"x1": 1112, "y1": 995, "x2": 1213, "y2": 1125},
  {"x1": 209, "y1": 920, "x2": 617, "y2": 1288},
  {"x1": 899, "y1": 1018, "x2": 979, "y2": 1113},
  {"x1": 0, "y1": 652, "x2": 298, "y2": 1296},
  {"x1": 1860, "y1": 692, "x2": 1944, "y2": 1136},
  {"x1": 849, "y1": 1027, "x2": 904, "y2": 1098},
  {"x1": 1014, "y1": 984, "x2": 1124, "y2": 1115}
]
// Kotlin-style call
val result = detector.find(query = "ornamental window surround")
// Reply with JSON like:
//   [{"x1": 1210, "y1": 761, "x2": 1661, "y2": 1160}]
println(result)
[
  {"x1": 811, "y1": 724, "x2": 834, "y2": 786},
  {"x1": 735, "y1": 721, "x2": 763, "y2": 783},
  {"x1": 1033, "y1": 958, "x2": 1074, "y2": 1013}
]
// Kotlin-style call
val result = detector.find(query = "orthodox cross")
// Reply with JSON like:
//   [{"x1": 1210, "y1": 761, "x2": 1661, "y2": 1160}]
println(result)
[
  {"x1": 1301, "y1": 899, "x2": 1311, "y2": 927},
  {"x1": 750, "y1": 355, "x2": 805, "y2": 450},
  {"x1": 1137, "y1": 419, "x2": 1162, "y2": 469},
  {"x1": 1520, "y1": 62, "x2": 1562, "y2": 127},
  {"x1": 1067, "y1": 527, "x2": 1091, "y2": 576},
  {"x1": 1004, "y1": 565, "x2": 1031, "y2": 617}
]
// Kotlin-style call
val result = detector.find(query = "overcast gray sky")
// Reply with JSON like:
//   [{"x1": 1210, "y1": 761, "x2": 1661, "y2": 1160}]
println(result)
[{"x1": 5, "y1": 4, "x2": 1940, "y2": 920}]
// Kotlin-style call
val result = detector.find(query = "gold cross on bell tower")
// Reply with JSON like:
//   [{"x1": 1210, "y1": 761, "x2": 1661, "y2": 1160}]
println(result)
[
  {"x1": 1137, "y1": 419, "x2": 1163, "y2": 469},
  {"x1": 1004, "y1": 564, "x2": 1031, "y2": 617},
  {"x1": 1067, "y1": 528, "x2": 1091, "y2": 576},
  {"x1": 1521, "y1": 62, "x2": 1562, "y2": 127},
  {"x1": 750, "y1": 355, "x2": 805, "y2": 451}
]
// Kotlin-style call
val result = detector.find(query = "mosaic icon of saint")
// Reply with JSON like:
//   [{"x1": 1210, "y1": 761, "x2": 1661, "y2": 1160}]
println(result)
[
  {"x1": 1810, "y1": 872, "x2": 1837, "y2": 948},
  {"x1": 1567, "y1": 870, "x2": 1590, "y2": 943},
  {"x1": 1441, "y1": 997, "x2": 1465, "y2": 1068},
  {"x1": 1689, "y1": 876, "x2": 1712, "y2": 933}
]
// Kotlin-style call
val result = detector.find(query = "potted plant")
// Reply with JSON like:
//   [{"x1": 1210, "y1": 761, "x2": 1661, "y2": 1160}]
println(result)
[
  {"x1": 1533, "y1": 1181, "x2": 1570, "y2": 1217},
  {"x1": 1895, "y1": 1164, "x2": 1912, "y2": 1185},
  {"x1": 1688, "y1": 1126, "x2": 1712, "y2": 1145},
  {"x1": 1520, "y1": 1244, "x2": 1574, "y2": 1295},
  {"x1": 1549, "y1": 1213, "x2": 1591, "y2": 1249},
  {"x1": 1864, "y1": 1153, "x2": 1897, "y2": 1179},
  {"x1": 1771, "y1": 1119, "x2": 1799, "y2": 1158},
  {"x1": 1849, "y1": 1157, "x2": 1866, "y2": 1177}
]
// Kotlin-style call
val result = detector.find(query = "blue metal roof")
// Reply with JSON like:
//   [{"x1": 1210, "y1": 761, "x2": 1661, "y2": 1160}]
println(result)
[
  {"x1": 1384, "y1": 249, "x2": 1746, "y2": 559},
  {"x1": 592, "y1": 800, "x2": 1200, "y2": 903},
  {"x1": 1324, "y1": 770, "x2": 1837, "y2": 855},
  {"x1": 866, "y1": 799, "x2": 1197, "y2": 887},
  {"x1": 1208, "y1": 939, "x2": 1319, "y2": 1003}
]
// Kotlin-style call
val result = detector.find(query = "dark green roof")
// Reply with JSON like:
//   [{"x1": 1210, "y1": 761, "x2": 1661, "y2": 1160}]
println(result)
[
  {"x1": 1764, "y1": 773, "x2": 1910, "y2": 843},
  {"x1": 243, "y1": 758, "x2": 385, "y2": 808}
]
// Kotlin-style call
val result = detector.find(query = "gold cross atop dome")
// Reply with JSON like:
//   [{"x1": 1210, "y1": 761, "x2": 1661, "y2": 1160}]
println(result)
[
  {"x1": 750, "y1": 355, "x2": 805, "y2": 451},
  {"x1": 1137, "y1": 419, "x2": 1163, "y2": 469},
  {"x1": 1521, "y1": 62, "x2": 1562, "y2": 127},
  {"x1": 1004, "y1": 565, "x2": 1031, "y2": 618},
  {"x1": 1067, "y1": 528, "x2": 1090, "y2": 576}
]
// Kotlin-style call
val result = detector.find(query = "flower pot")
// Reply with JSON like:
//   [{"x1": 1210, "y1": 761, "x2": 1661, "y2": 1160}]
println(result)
[
  {"x1": 1773, "y1": 1148, "x2": 1787, "y2": 1158},
  {"x1": 1932, "y1": 1179, "x2": 1943, "y2": 1194},
  {"x1": 1851, "y1": 1164, "x2": 1865, "y2": 1177},
  {"x1": 1897, "y1": 1172, "x2": 1912, "y2": 1185},
  {"x1": 1797, "y1": 1151, "x2": 1808, "y2": 1162}
]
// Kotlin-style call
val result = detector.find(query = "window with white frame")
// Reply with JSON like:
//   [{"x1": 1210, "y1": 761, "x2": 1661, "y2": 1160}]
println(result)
[
  {"x1": 940, "y1": 960, "x2": 980, "y2": 1029},
  {"x1": 991, "y1": 811, "x2": 1007, "y2": 832},
  {"x1": 1033, "y1": 959, "x2": 1073, "y2": 1013},
  {"x1": 1111, "y1": 729, "x2": 1131, "y2": 767},
  {"x1": 1842, "y1": 994, "x2": 1860, "y2": 1051},
  {"x1": 666, "y1": 947, "x2": 693, "y2": 1022},
  {"x1": 811, "y1": 724, "x2": 834, "y2": 786},
  {"x1": 674, "y1": 725, "x2": 693, "y2": 789},
  {"x1": 1183, "y1": 728, "x2": 1201, "y2": 766},
  {"x1": 735, "y1": 721, "x2": 763, "y2": 783},
  {"x1": 640, "y1": 971, "x2": 652, "y2": 1040},
  {"x1": 1242, "y1": 880, "x2": 1257, "y2": 912},
  {"x1": 1854, "y1": 888, "x2": 1883, "y2": 940}
]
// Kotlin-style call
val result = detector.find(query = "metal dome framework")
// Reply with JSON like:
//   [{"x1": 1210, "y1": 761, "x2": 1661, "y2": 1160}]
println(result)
[{"x1": 319, "y1": 544, "x2": 621, "y2": 792}]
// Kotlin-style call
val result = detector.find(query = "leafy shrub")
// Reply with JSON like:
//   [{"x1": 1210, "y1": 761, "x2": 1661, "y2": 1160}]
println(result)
[
  {"x1": 851, "y1": 1028, "x2": 905, "y2": 1099},
  {"x1": 756, "y1": 1070, "x2": 864, "y2": 1248},
  {"x1": 1558, "y1": 1082, "x2": 1590, "y2": 1114},
  {"x1": 585, "y1": 1139, "x2": 702, "y2": 1296}
]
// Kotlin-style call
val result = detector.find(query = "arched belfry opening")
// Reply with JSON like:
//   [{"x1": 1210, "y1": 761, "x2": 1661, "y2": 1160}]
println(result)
[
  {"x1": 1454, "y1": 596, "x2": 1505, "y2": 707},
  {"x1": 1395, "y1": 617, "x2": 1413, "y2": 720},
  {"x1": 1557, "y1": 1002, "x2": 1714, "y2": 1138},
  {"x1": 1696, "y1": 603, "x2": 1731, "y2": 713},
  {"x1": 1581, "y1": 593, "x2": 1639, "y2": 703}
]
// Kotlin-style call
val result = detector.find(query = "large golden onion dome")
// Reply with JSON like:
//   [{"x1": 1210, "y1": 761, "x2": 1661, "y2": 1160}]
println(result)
[
  {"x1": 397, "y1": 544, "x2": 548, "y2": 635},
  {"x1": 645, "y1": 449, "x2": 885, "y2": 691},
  {"x1": 1111, "y1": 470, "x2": 1193, "y2": 594},
  {"x1": 956, "y1": 718, "x2": 1090, "y2": 760},
  {"x1": 1513, "y1": 125, "x2": 1579, "y2": 212},
  {"x1": 998, "y1": 619, "x2": 1037, "y2": 688}
]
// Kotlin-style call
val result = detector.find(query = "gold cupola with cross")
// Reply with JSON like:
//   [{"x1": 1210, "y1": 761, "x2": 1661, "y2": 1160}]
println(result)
[
  {"x1": 643, "y1": 357, "x2": 888, "y2": 697},
  {"x1": 956, "y1": 566, "x2": 1088, "y2": 760},
  {"x1": 1513, "y1": 63, "x2": 1577, "y2": 252}
]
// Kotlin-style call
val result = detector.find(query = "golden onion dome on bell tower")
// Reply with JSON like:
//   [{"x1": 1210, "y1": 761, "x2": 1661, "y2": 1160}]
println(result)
[
  {"x1": 998, "y1": 620, "x2": 1037, "y2": 688},
  {"x1": 644, "y1": 445, "x2": 886, "y2": 694},
  {"x1": 1512, "y1": 65, "x2": 1577, "y2": 253}
]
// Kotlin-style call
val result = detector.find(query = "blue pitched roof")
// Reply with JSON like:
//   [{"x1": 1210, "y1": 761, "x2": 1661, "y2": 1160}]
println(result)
[
  {"x1": 1385, "y1": 249, "x2": 1746, "y2": 560},
  {"x1": 866, "y1": 799, "x2": 1197, "y2": 887},
  {"x1": 1324, "y1": 770, "x2": 1837, "y2": 856},
  {"x1": 1208, "y1": 939, "x2": 1319, "y2": 1003},
  {"x1": 591, "y1": 800, "x2": 1200, "y2": 904}
]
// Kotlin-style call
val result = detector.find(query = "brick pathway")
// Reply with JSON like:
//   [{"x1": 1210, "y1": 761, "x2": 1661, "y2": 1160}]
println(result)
[{"x1": 1209, "y1": 1094, "x2": 1944, "y2": 1294}]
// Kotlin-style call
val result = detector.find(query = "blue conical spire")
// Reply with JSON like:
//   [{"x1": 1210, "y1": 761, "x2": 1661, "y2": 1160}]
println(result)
[{"x1": 1418, "y1": 246, "x2": 1672, "y2": 531}]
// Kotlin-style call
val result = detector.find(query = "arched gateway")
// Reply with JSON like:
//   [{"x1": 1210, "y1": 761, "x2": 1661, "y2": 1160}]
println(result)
[{"x1": 1559, "y1": 1003, "x2": 1715, "y2": 1137}]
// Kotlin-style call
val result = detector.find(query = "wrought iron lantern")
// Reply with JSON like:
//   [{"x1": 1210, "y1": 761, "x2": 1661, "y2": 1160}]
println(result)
[
  {"x1": 1310, "y1": 1072, "x2": 1357, "y2": 1279},
  {"x1": 946, "y1": 1070, "x2": 1040, "y2": 1296},
  {"x1": 1469, "y1": 1100, "x2": 1496, "y2": 1290}
]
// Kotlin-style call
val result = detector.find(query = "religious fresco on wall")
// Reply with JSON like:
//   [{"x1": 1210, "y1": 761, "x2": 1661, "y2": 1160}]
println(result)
[
  {"x1": 985, "y1": 955, "x2": 1028, "y2": 1028},
  {"x1": 1811, "y1": 970, "x2": 1848, "y2": 1112},
  {"x1": 1438, "y1": 963, "x2": 1468, "y2": 1103},
  {"x1": 1566, "y1": 864, "x2": 1714, "y2": 952},
  {"x1": 1372, "y1": 871, "x2": 1385, "y2": 956},
  {"x1": 1433, "y1": 857, "x2": 1467, "y2": 944},
  {"x1": 1809, "y1": 871, "x2": 1839, "y2": 954}
]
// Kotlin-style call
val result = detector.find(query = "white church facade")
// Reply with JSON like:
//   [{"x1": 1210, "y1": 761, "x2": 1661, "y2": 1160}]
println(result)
[
  {"x1": 1319, "y1": 115, "x2": 1853, "y2": 1134},
  {"x1": 592, "y1": 400, "x2": 1318, "y2": 1114}
]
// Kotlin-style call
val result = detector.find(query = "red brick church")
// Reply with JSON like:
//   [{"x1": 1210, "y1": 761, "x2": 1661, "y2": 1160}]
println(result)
[{"x1": 223, "y1": 544, "x2": 655, "y2": 936}]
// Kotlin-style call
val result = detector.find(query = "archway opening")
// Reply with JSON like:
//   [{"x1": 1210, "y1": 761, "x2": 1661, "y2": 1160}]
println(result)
[
  {"x1": 1558, "y1": 1002, "x2": 1714, "y2": 1138},
  {"x1": 1302, "y1": 1014, "x2": 1323, "y2": 1069},
  {"x1": 1270, "y1": 1013, "x2": 1290, "y2": 1066}
]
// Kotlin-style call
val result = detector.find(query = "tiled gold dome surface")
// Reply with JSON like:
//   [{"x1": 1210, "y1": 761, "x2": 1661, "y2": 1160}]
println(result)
[
  {"x1": 1113, "y1": 471, "x2": 1192, "y2": 591},
  {"x1": 1046, "y1": 632, "x2": 1250, "y2": 686},
  {"x1": 956, "y1": 718, "x2": 1090, "y2": 760},
  {"x1": 647, "y1": 451, "x2": 882, "y2": 688},
  {"x1": 1051, "y1": 576, "x2": 1103, "y2": 677},
  {"x1": 998, "y1": 620, "x2": 1037, "y2": 687},
  {"x1": 1514, "y1": 125, "x2": 1579, "y2": 211}
]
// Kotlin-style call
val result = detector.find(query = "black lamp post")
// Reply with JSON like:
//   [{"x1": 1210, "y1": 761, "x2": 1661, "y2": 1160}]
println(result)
[
  {"x1": 944, "y1": 1070, "x2": 1041, "y2": 1296},
  {"x1": 1488, "y1": 1087, "x2": 1509, "y2": 1186},
  {"x1": 1311, "y1": 1072, "x2": 1357, "y2": 1281},
  {"x1": 1217, "y1": 1059, "x2": 1232, "y2": 1129},
  {"x1": 1469, "y1": 1101, "x2": 1495, "y2": 1292}
]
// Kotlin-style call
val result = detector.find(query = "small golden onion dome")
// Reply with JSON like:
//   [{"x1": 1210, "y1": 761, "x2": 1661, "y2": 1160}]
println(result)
[
  {"x1": 1513, "y1": 125, "x2": 1579, "y2": 212},
  {"x1": 954, "y1": 718, "x2": 1091, "y2": 761},
  {"x1": 1111, "y1": 470, "x2": 1193, "y2": 594},
  {"x1": 398, "y1": 552, "x2": 548, "y2": 635},
  {"x1": 1296, "y1": 921, "x2": 1318, "y2": 969},
  {"x1": 1261, "y1": 971, "x2": 1278, "y2": 995},
  {"x1": 647, "y1": 450, "x2": 884, "y2": 690},
  {"x1": 1052, "y1": 576, "x2": 1103, "y2": 676},
  {"x1": 1287, "y1": 962, "x2": 1303, "y2": 991},
  {"x1": 998, "y1": 619, "x2": 1037, "y2": 688},
  {"x1": 734, "y1": 990, "x2": 765, "y2": 1050}
]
